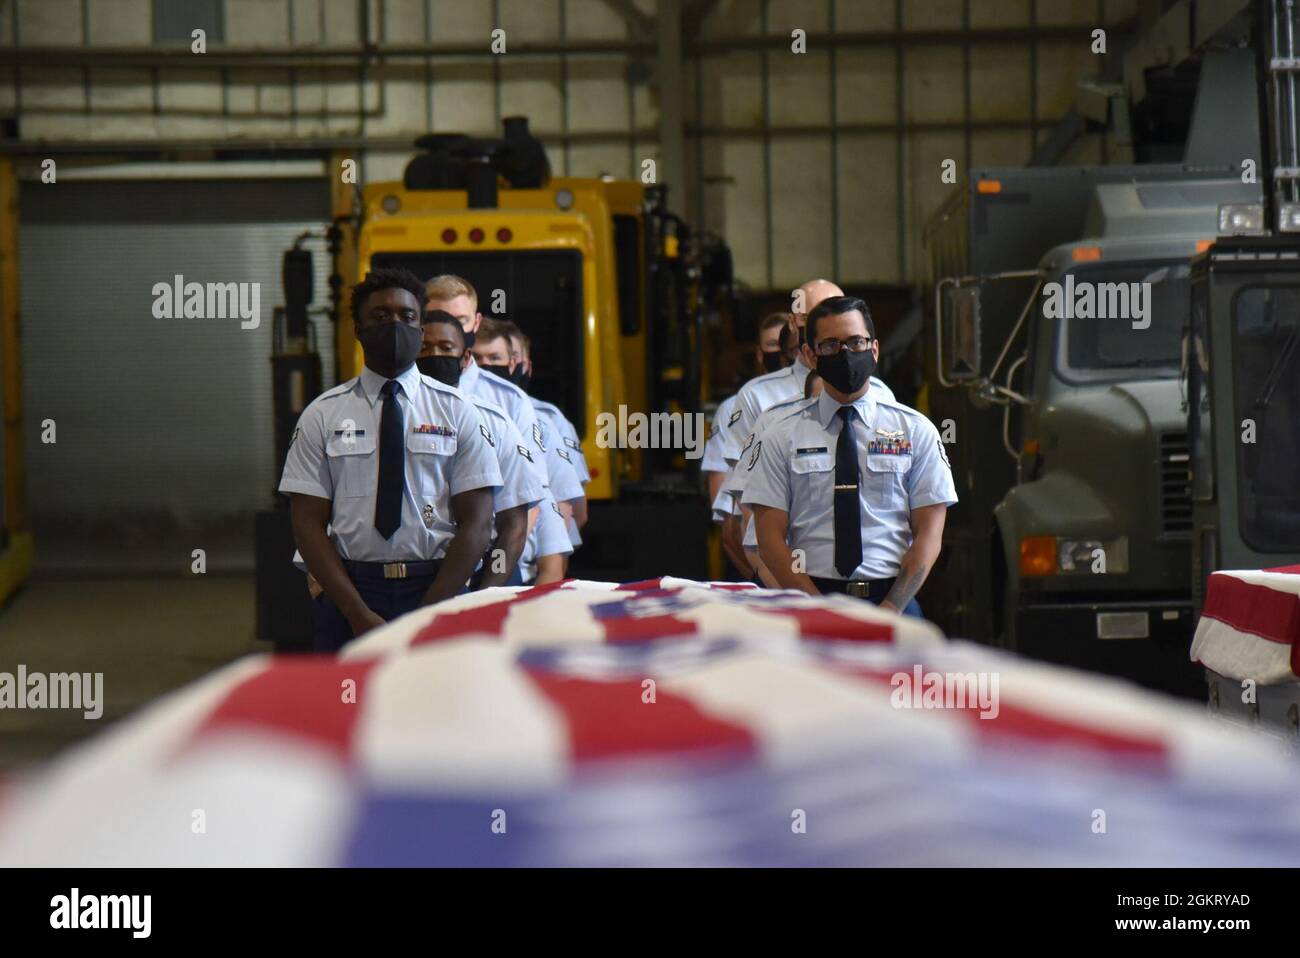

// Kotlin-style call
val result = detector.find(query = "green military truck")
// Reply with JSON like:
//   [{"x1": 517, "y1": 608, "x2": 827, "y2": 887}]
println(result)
[{"x1": 925, "y1": 166, "x2": 1257, "y2": 695}]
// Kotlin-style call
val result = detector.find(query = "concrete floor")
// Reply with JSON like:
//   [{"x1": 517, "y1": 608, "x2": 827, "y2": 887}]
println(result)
[{"x1": 0, "y1": 575, "x2": 265, "y2": 772}]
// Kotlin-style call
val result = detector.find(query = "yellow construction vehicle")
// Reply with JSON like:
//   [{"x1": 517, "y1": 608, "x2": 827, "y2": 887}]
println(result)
[{"x1": 319, "y1": 120, "x2": 732, "y2": 497}]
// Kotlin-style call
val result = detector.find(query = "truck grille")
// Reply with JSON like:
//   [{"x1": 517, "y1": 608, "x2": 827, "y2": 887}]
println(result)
[{"x1": 1159, "y1": 432, "x2": 1192, "y2": 534}]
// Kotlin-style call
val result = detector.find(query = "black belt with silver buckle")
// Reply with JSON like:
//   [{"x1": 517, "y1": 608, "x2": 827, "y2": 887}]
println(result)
[
  {"x1": 810, "y1": 576, "x2": 895, "y2": 600},
  {"x1": 343, "y1": 559, "x2": 442, "y2": 581}
]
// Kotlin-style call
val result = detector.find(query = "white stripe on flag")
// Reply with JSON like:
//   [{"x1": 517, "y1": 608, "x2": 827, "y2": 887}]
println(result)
[
  {"x1": 1192, "y1": 615, "x2": 1296, "y2": 685},
  {"x1": 355, "y1": 639, "x2": 570, "y2": 794}
]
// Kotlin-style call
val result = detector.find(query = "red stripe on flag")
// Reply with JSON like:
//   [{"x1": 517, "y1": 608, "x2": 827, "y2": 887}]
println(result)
[
  {"x1": 777, "y1": 606, "x2": 896, "y2": 643},
  {"x1": 616, "y1": 578, "x2": 668, "y2": 591},
  {"x1": 1265, "y1": 564, "x2": 1300, "y2": 575},
  {"x1": 1201, "y1": 573, "x2": 1300, "y2": 660},
  {"x1": 525, "y1": 670, "x2": 755, "y2": 762},
  {"x1": 845, "y1": 666, "x2": 1169, "y2": 766},
  {"x1": 411, "y1": 580, "x2": 573, "y2": 647},
  {"x1": 600, "y1": 613, "x2": 700, "y2": 643},
  {"x1": 179, "y1": 657, "x2": 377, "y2": 762}
]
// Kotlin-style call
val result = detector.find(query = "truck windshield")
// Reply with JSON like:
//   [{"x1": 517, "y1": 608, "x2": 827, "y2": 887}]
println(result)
[
  {"x1": 1233, "y1": 285, "x2": 1300, "y2": 552},
  {"x1": 1053, "y1": 260, "x2": 1187, "y2": 384}
]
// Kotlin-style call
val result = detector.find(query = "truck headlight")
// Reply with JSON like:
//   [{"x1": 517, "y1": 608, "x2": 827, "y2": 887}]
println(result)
[
  {"x1": 1217, "y1": 203, "x2": 1264, "y2": 235},
  {"x1": 1280, "y1": 202, "x2": 1300, "y2": 233},
  {"x1": 1020, "y1": 536, "x2": 1129, "y2": 577}
]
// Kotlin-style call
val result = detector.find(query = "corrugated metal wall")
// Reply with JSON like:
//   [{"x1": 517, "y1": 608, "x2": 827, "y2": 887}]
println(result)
[{"x1": 19, "y1": 176, "x2": 332, "y2": 573}]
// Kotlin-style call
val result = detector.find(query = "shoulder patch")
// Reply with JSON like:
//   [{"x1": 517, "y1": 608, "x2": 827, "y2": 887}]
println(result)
[
  {"x1": 563, "y1": 436, "x2": 580, "y2": 450},
  {"x1": 558, "y1": 448, "x2": 572, "y2": 463},
  {"x1": 517, "y1": 444, "x2": 534, "y2": 463},
  {"x1": 480, "y1": 423, "x2": 495, "y2": 447},
  {"x1": 938, "y1": 437, "x2": 951, "y2": 468},
  {"x1": 746, "y1": 440, "x2": 763, "y2": 470},
  {"x1": 728, "y1": 407, "x2": 743, "y2": 426},
  {"x1": 532, "y1": 422, "x2": 546, "y2": 452}
]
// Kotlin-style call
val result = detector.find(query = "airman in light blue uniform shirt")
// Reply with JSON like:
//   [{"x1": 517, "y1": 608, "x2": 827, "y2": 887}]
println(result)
[
  {"x1": 702, "y1": 394, "x2": 743, "y2": 474},
  {"x1": 742, "y1": 388, "x2": 957, "y2": 583},
  {"x1": 469, "y1": 394, "x2": 545, "y2": 515},
  {"x1": 280, "y1": 362, "x2": 502, "y2": 562}
]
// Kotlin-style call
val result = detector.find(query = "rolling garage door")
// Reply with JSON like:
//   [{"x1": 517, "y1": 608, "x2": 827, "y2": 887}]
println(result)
[{"x1": 19, "y1": 170, "x2": 333, "y2": 574}]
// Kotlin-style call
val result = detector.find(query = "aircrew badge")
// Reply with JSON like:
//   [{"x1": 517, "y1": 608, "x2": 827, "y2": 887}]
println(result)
[{"x1": 421, "y1": 503, "x2": 435, "y2": 527}]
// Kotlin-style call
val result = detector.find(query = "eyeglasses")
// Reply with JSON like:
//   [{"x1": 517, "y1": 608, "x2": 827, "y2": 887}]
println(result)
[{"x1": 813, "y1": 335, "x2": 873, "y2": 357}]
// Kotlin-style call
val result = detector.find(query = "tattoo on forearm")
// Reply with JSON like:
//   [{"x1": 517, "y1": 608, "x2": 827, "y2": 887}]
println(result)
[{"x1": 884, "y1": 563, "x2": 928, "y2": 610}]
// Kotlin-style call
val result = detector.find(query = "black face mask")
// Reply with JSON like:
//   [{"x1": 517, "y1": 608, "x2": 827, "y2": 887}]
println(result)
[
  {"x1": 480, "y1": 363, "x2": 513, "y2": 383},
  {"x1": 816, "y1": 347, "x2": 877, "y2": 396},
  {"x1": 761, "y1": 350, "x2": 786, "y2": 373},
  {"x1": 417, "y1": 354, "x2": 462, "y2": 387},
  {"x1": 509, "y1": 366, "x2": 532, "y2": 391},
  {"x1": 358, "y1": 322, "x2": 423, "y2": 378},
  {"x1": 462, "y1": 328, "x2": 477, "y2": 352}
]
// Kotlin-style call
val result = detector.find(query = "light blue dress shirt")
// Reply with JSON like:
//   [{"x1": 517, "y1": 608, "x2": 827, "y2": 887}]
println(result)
[
  {"x1": 520, "y1": 493, "x2": 574, "y2": 581},
  {"x1": 532, "y1": 398, "x2": 591, "y2": 485},
  {"x1": 728, "y1": 357, "x2": 895, "y2": 461},
  {"x1": 470, "y1": 395, "x2": 545, "y2": 513},
  {"x1": 279, "y1": 364, "x2": 502, "y2": 562},
  {"x1": 741, "y1": 390, "x2": 957, "y2": 580},
  {"x1": 701, "y1": 394, "x2": 743, "y2": 473}
]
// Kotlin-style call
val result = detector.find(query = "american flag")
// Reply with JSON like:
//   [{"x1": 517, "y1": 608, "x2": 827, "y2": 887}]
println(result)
[
  {"x1": 1192, "y1": 565, "x2": 1300, "y2": 683},
  {"x1": 2, "y1": 578, "x2": 1299, "y2": 867}
]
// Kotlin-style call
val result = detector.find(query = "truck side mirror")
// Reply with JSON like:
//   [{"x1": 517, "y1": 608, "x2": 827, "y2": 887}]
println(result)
[{"x1": 939, "y1": 281, "x2": 982, "y2": 383}]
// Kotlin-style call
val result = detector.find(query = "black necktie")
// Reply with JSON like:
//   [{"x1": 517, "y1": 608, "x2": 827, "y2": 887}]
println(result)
[
  {"x1": 375, "y1": 380, "x2": 404, "y2": 539},
  {"x1": 834, "y1": 406, "x2": 863, "y2": 577}
]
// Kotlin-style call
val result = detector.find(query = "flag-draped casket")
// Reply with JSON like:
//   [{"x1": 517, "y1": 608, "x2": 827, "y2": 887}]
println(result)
[{"x1": 3, "y1": 579, "x2": 1300, "y2": 866}]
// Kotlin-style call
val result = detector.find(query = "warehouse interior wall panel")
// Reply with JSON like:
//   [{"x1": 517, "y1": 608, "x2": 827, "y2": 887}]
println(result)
[
  {"x1": 835, "y1": 133, "x2": 901, "y2": 286},
  {"x1": 1, "y1": 0, "x2": 1137, "y2": 291},
  {"x1": 770, "y1": 137, "x2": 833, "y2": 293},
  {"x1": 19, "y1": 176, "x2": 334, "y2": 575},
  {"x1": 834, "y1": 48, "x2": 898, "y2": 127},
  {"x1": 970, "y1": 45, "x2": 1034, "y2": 123},
  {"x1": 902, "y1": 0, "x2": 966, "y2": 31},
  {"x1": 972, "y1": 0, "x2": 1033, "y2": 28}
]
